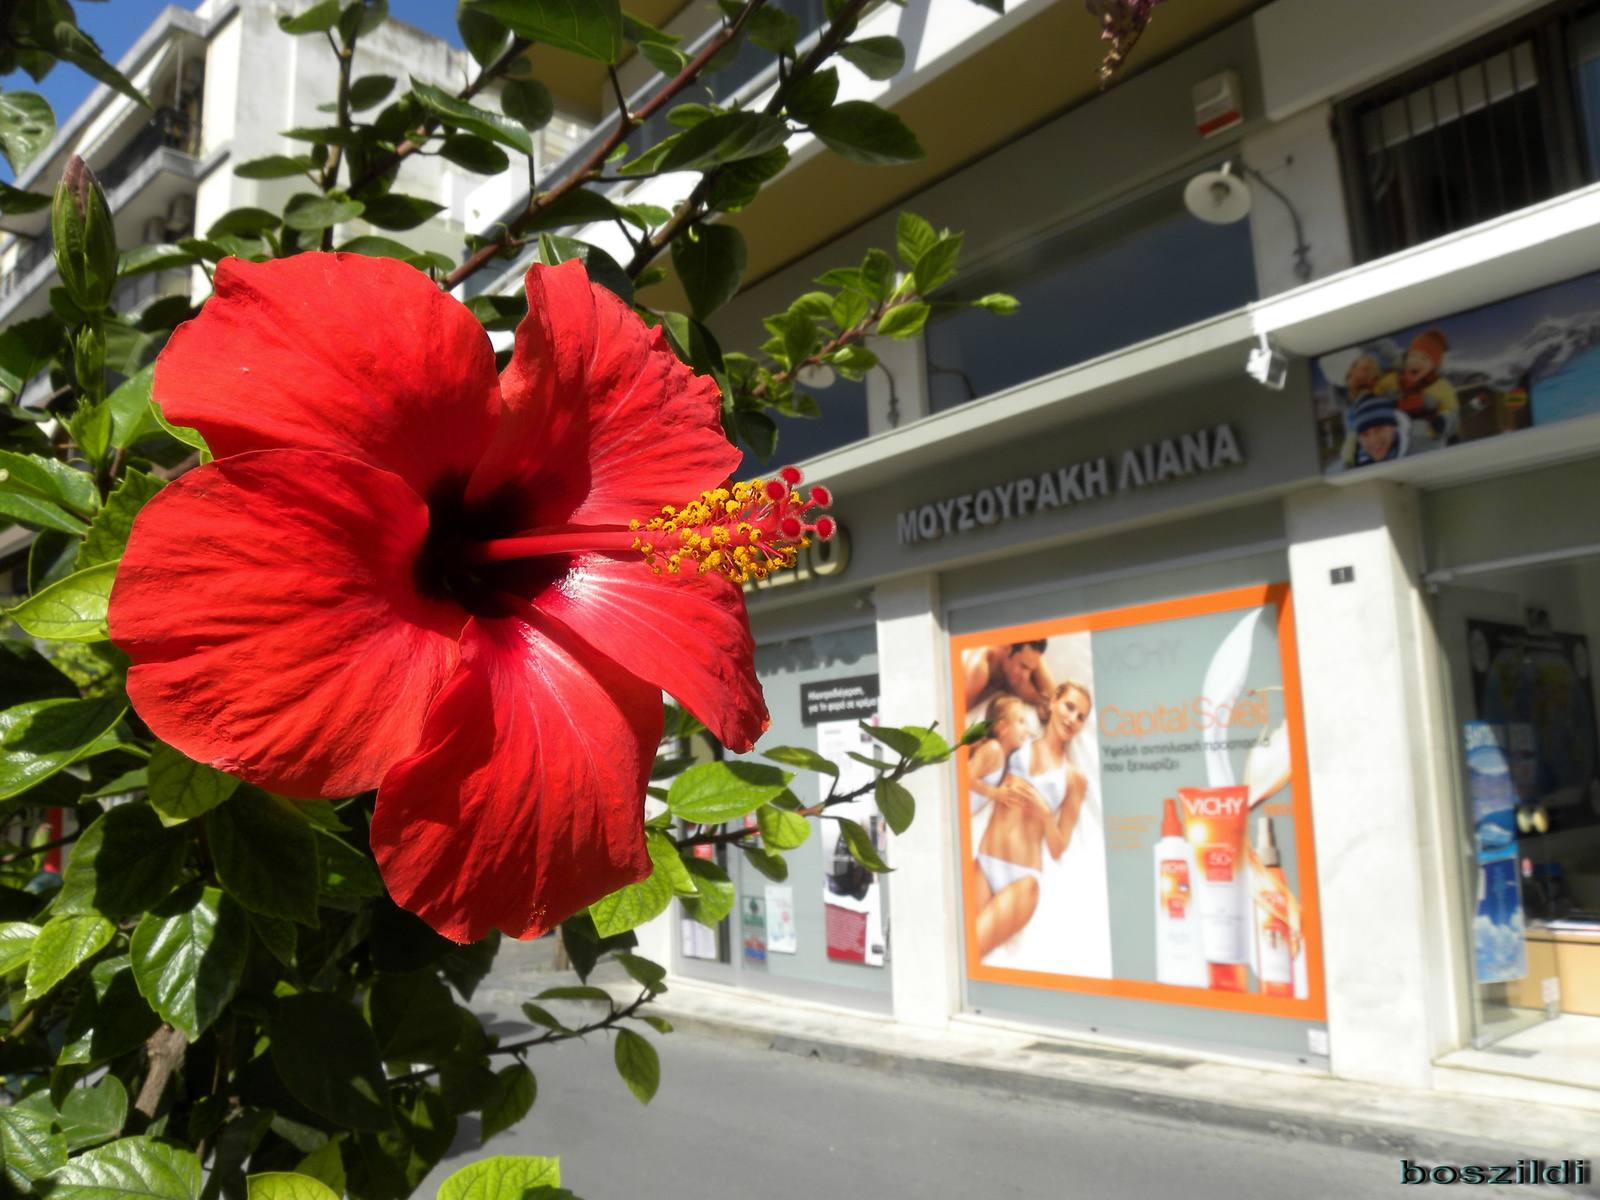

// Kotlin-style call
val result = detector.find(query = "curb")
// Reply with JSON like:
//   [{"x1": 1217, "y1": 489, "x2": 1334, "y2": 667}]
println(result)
[{"x1": 650, "y1": 1004, "x2": 1600, "y2": 1197}]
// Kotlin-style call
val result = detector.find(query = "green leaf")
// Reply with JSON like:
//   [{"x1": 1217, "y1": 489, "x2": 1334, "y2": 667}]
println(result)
[
  {"x1": 0, "y1": 90, "x2": 56, "y2": 175},
  {"x1": 24, "y1": 913, "x2": 113, "y2": 1002},
  {"x1": 347, "y1": 73, "x2": 396, "y2": 111},
  {"x1": 40, "y1": 1136, "x2": 201, "y2": 1200},
  {"x1": 55, "y1": 803, "x2": 189, "y2": 918},
  {"x1": 149, "y1": 398, "x2": 208, "y2": 453},
  {"x1": 315, "y1": 829, "x2": 384, "y2": 900},
  {"x1": 279, "y1": 0, "x2": 342, "y2": 34},
  {"x1": 479, "y1": 1063, "x2": 536, "y2": 1142},
  {"x1": 0, "y1": 640, "x2": 77, "y2": 705},
  {"x1": 748, "y1": 4, "x2": 801, "y2": 53},
  {"x1": 438, "y1": 132, "x2": 509, "y2": 175},
  {"x1": 440, "y1": 929, "x2": 501, "y2": 999},
  {"x1": 291, "y1": 1142, "x2": 346, "y2": 1199},
  {"x1": 5, "y1": 560, "x2": 118, "y2": 642},
  {"x1": 876, "y1": 300, "x2": 929, "y2": 339},
  {"x1": 271, "y1": 992, "x2": 395, "y2": 1132},
  {"x1": 0, "y1": 1107, "x2": 68, "y2": 1196},
  {"x1": 808, "y1": 101, "x2": 924, "y2": 166},
  {"x1": 207, "y1": 207, "x2": 283, "y2": 238},
  {"x1": 913, "y1": 232, "x2": 962, "y2": 295},
  {"x1": 436, "y1": 1156, "x2": 559, "y2": 1200},
  {"x1": 672, "y1": 223, "x2": 746, "y2": 321},
  {"x1": 735, "y1": 409, "x2": 777, "y2": 462},
  {"x1": 60, "y1": 955, "x2": 162, "y2": 1066},
  {"x1": 535, "y1": 984, "x2": 613, "y2": 1003},
  {"x1": 874, "y1": 777, "x2": 915, "y2": 835},
  {"x1": 668, "y1": 760, "x2": 792, "y2": 823},
  {"x1": 612, "y1": 1028, "x2": 659, "y2": 1104},
  {"x1": 0, "y1": 179, "x2": 50, "y2": 214},
  {"x1": 895, "y1": 211, "x2": 937, "y2": 268},
  {"x1": 106, "y1": 366, "x2": 159, "y2": 450},
  {"x1": 975, "y1": 292, "x2": 1020, "y2": 314},
  {"x1": 755, "y1": 803, "x2": 811, "y2": 850},
  {"x1": 207, "y1": 786, "x2": 321, "y2": 924},
  {"x1": 743, "y1": 845, "x2": 787, "y2": 881},
  {"x1": 368, "y1": 969, "x2": 461, "y2": 1063},
  {"x1": 410, "y1": 79, "x2": 532, "y2": 155},
  {"x1": 0, "y1": 448, "x2": 98, "y2": 518},
  {"x1": 860, "y1": 721, "x2": 922, "y2": 759},
  {"x1": 615, "y1": 952, "x2": 666, "y2": 991},
  {"x1": 117, "y1": 242, "x2": 197, "y2": 279},
  {"x1": 656, "y1": 111, "x2": 788, "y2": 173},
  {"x1": 836, "y1": 816, "x2": 891, "y2": 872},
  {"x1": 245, "y1": 1174, "x2": 341, "y2": 1200},
  {"x1": 588, "y1": 838, "x2": 674, "y2": 937},
  {"x1": 248, "y1": 910, "x2": 298, "y2": 967},
  {"x1": 17, "y1": 1076, "x2": 127, "y2": 1151},
  {"x1": 457, "y1": 0, "x2": 510, "y2": 66},
  {"x1": 681, "y1": 857, "x2": 735, "y2": 926},
  {"x1": 761, "y1": 745, "x2": 838, "y2": 777},
  {"x1": 786, "y1": 66, "x2": 838, "y2": 124},
  {"x1": 234, "y1": 155, "x2": 316, "y2": 179},
  {"x1": 536, "y1": 233, "x2": 632, "y2": 303},
  {"x1": 521, "y1": 186, "x2": 622, "y2": 234},
  {"x1": 0, "y1": 317, "x2": 67, "y2": 397},
  {"x1": 0, "y1": 695, "x2": 126, "y2": 801},
  {"x1": 282, "y1": 192, "x2": 364, "y2": 231},
  {"x1": 76, "y1": 470, "x2": 162, "y2": 570},
  {"x1": 501, "y1": 78, "x2": 553, "y2": 131},
  {"x1": 0, "y1": 920, "x2": 40, "y2": 974},
  {"x1": 904, "y1": 724, "x2": 952, "y2": 763},
  {"x1": 0, "y1": 492, "x2": 85, "y2": 535},
  {"x1": 147, "y1": 741, "x2": 240, "y2": 826},
  {"x1": 464, "y1": 0, "x2": 623, "y2": 63},
  {"x1": 355, "y1": 191, "x2": 443, "y2": 230},
  {"x1": 130, "y1": 883, "x2": 247, "y2": 1039},
  {"x1": 839, "y1": 36, "x2": 905, "y2": 80}
]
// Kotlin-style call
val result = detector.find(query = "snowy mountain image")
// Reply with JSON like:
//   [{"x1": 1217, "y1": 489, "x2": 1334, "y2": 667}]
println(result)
[{"x1": 1444, "y1": 310, "x2": 1600, "y2": 388}]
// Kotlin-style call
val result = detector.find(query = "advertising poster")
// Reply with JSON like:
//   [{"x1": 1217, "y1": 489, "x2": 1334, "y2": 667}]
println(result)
[
  {"x1": 765, "y1": 885, "x2": 797, "y2": 954},
  {"x1": 817, "y1": 712, "x2": 888, "y2": 966},
  {"x1": 1310, "y1": 269, "x2": 1600, "y2": 473},
  {"x1": 951, "y1": 584, "x2": 1325, "y2": 1018},
  {"x1": 1463, "y1": 722, "x2": 1528, "y2": 985},
  {"x1": 741, "y1": 896, "x2": 767, "y2": 965}
]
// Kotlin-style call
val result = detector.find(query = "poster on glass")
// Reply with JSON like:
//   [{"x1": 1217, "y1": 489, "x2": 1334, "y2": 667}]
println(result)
[{"x1": 951, "y1": 584, "x2": 1325, "y2": 1017}]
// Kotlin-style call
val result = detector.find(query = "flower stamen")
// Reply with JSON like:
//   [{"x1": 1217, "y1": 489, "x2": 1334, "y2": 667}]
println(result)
[{"x1": 635, "y1": 466, "x2": 833, "y2": 583}]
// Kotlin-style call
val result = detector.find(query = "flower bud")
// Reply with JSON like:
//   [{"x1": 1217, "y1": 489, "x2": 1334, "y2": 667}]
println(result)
[{"x1": 52, "y1": 155, "x2": 120, "y2": 313}]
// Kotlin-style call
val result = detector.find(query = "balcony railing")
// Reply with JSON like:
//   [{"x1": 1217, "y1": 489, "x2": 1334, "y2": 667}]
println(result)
[{"x1": 98, "y1": 106, "x2": 200, "y2": 194}]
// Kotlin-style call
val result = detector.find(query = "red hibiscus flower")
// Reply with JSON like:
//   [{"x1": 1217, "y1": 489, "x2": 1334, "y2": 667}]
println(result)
[{"x1": 109, "y1": 253, "x2": 831, "y2": 943}]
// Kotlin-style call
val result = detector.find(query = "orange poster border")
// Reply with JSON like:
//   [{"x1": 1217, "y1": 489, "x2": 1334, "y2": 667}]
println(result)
[{"x1": 950, "y1": 582, "x2": 1327, "y2": 1021}]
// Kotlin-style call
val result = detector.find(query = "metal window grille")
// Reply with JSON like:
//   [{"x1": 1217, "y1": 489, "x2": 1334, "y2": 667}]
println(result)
[{"x1": 1337, "y1": 4, "x2": 1590, "y2": 262}]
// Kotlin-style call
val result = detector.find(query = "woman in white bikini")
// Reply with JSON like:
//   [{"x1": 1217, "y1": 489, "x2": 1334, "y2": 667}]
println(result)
[
  {"x1": 972, "y1": 680, "x2": 1092, "y2": 958},
  {"x1": 967, "y1": 694, "x2": 1034, "y2": 815}
]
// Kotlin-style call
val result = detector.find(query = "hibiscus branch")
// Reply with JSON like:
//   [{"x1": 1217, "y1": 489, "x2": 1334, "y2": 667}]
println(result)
[
  {"x1": 443, "y1": 0, "x2": 771, "y2": 290},
  {"x1": 319, "y1": 28, "x2": 355, "y2": 202},
  {"x1": 620, "y1": 0, "x2": 874, "y2": 283},
  {"x1": 0, "y1": 829, "x2": 81, "y2": 864}
]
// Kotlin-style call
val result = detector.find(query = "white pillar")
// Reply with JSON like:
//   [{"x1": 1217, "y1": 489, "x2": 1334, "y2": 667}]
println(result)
[
  {"x1": 876, "y1": 572, "x2": 960, "y2": 1026},
  {"x1": 1286, "y1": 481, "x2": 1462, "y2": 1087},
  {"x1": 865, "y1": 335, "x2": 929, "y2": 435}
]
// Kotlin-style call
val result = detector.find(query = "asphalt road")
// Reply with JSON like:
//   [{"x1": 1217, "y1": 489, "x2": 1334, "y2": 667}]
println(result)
[{"x1": 418, "y1": 962, "x2": 1572, "y2": 1200}]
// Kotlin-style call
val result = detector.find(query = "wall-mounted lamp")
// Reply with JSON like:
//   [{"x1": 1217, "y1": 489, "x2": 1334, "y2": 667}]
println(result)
[
  {"x1": 1183, "y1": 160, "x2": 1313, "y2": 282},
  {"x1": 1246, "y1": 331, "x2": 1288, "y2": 390}
]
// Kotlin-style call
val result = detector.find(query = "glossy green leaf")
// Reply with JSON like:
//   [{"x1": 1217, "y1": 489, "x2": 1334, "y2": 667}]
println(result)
[
  {"x1": 536, "y1": 232, "x2": 632, "y2": 302},
  {"x1": 755, "y1": 802, "x2": 811, "y2": 850},
  {"x1": 612, "y1": 1028, "x2": 659, "y2": 1104},
  {"x1": 271, "y1": 992, "x2": 395, "y2": 1131},
  {"x1": 76, "y1": 469, "x2": 162, "y2": 570},
  {"x1": 0, "y1": 1107, "x2": 67, "y2": 1196},
  {"x1": 438, "y1": 132, "x2": 509, "y2": 174},
  {"x1": 0, "y1": 89, "x2": 55, "y2": 174},
  {"x1": 5, "y1": 560, "x2": 118, "y2": 641},
  {"x1": 248, "y1": 910, "x2": 298, "y2": 967},
  {"x1": 149, "y1": 397, "x2": 208, "y2": 452},
  {"x1": 40, "y1": 1136, "x2": 201, "y2": 1200},
  {"x1": 874, "y1": 777, "x2": 915, "y2": 834},
  {"x1": 464, "y1": 0, "x2": 622, "y2": 62},
  {"x1": 861, "y1": 721, "x2": 923, "y2": 759},
  {"x1": 437, "y1": 1156, "x2": 559, "y2": 1200},
  {"x1": 246, "y1": 1173, "x2": 341, "y2": 1200},
  {"x1": 912, "y1": 232, "x2": 962, "y2": 295},
  {"x1": 55, "y1": 803, "x2": 189, "y2": 917},
  {"x1": 976, "y1": 292, "x2": 1020, "y2": 314},
  {"x1": 368, "y1": 969, "x2": 461, "y2": 1063},
  {"x1": 839, "y1": 35, "x2": 905, "y2": 80},
  {"x1": 681, "y1": 856, "x2": 735, "y2": 926},
  {"x1": 672, "y1": 223, "x2": 747, "y2": 321},
  {"x1": 588, "y1": 833, "x2": 676, "y2": 937},
  {"x1": 282, "y1": 192, "x2": 364, "y2": 231},
  {"x1": 747, "y1": 5, "x2": 801, "y2": 54},
  {"x1": 291, "y1": 1142, "x2": 346, "y2": 1199},
  {"x1": 761, "y1": 745, "x2": 839, "y2": 777},
  {"x1": 808, "y1": 101, "x2": 924, "y2": 165},
  {"x1": 895, "y1": 211, "x2": 937, "y2": 266},
  {"x1": 743, "y1": 845, "x2": 787, "y2": 881},
  {"x1": 130, "y1": 883, "x2": 247, "y2": 1039},
  {"x1": 836, "y1": 816, "x2": 891, "y2": 872},
  {"x1": 147, "y1": 741, "x2": 240, "y2": 825},
  {"x1": 0, "y1": 178, "x2": 50, "y2": 214},
  {"x1": 0, "y1": 492, "x2": 84, "y2": 535},
  {"x1": 356, "y1": 192, "x2": 444, "y2": 230},
  {"x1": 116, "y1": 242, "x2": 197, "y2": 279},
  {"x1": 280, "y1": 0, "x2": 341, "y2": 33},
  {"x1": 0, "y1": 920, "x2": 40, "y2": 974},
  {"x1": 104, "y1": 365, "x2": 159, "y2": 450},
  {"x1": 347, "y1": 73, "x2": 396, "y2": 111},
  {"x1": 657, "y1": 111, "x2": 788, "y2": 173},
  {"x1": 234, "y1": 155, "x2": 317, "y2": 179},
  {"x1": 668, "y1": 759, "x2": 791, "y2": 823},
  {"x1": 0, "y1": 640, "x2": 76, "y2": 705},
  {"x1": 17, "y1": 1075, "x2": 127, "y2": 1151},
  {"x1": 0, "y1": 448, "x2": 98, "y2": 517},
  {"x1": 410, "y1": 79, "x2": 532, "y2": 154},
  {"x1": 316, "y1": 829, "x2": 385, "y2": 900},
  {"x1": 25, "y1": 913, "x2": 113, "y2": 1001},
  {"x1": 0, "y1": 695, "x2": 126, "y2": 801},
  {"x1": 60, "y1": 954, "x2": 162, "y2": 1065},
  {"x1": 876, "y1": 300, "x2": 930, "y2": 339},
  {"x1": 207, "y1": 786, "x2": 321, "y2": 924},
  {"x1": 457, "y1": 0, "x2": 510, "y2": 66},
  {"x1": 479, "y1": 1063, "x2": 536, "y2": 1142},
  {"x1": 440, "y1": 929, "x2": 501, "y2": 999},
  {"x1": 500, "y1": 77, "x2": 553, "y2": 131}
]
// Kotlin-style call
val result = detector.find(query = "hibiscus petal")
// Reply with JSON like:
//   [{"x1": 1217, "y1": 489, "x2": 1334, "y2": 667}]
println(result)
[
  {"x1": 466, "y1": 259, "x2": 738, "y2": 528},
  {"x1": 156, "y1": 253, "x2": 501, "y2": 500},
  {"x1": 371, "y1": 611, "x2": 661, "y2": 943},
  {"x1": 110, "y1": 450, "x2": 466, "y2": 798},
  {"x1": 534, "y1": 553, "x2": 767, "y2": 753}
]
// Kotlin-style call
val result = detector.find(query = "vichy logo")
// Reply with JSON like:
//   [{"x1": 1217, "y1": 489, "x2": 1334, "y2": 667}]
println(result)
[{"x1": 896, "y1": 424, "x2": 1244, "y2": 546}]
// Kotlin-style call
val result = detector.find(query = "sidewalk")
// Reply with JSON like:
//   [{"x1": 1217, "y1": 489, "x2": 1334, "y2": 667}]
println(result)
[{"x1": 480, "y1": 939, "x2": 1598, "y2": 1190}]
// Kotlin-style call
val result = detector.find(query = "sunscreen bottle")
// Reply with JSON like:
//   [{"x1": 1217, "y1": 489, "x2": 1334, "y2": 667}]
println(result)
[
  {"x1": 1154, "y1": 798, "x2": 1209, "y2": 987},
  {"x1": 1253, "y1": 816, "x2": 1294, "y2": 998}
]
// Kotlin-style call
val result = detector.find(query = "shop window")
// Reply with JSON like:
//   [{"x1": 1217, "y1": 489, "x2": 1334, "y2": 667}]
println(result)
[
  {"x1": 1335, "y1": 1, "x2": 1600, "y2": 263},
  {"x1": 923, "y1": 182, "x2": 1258, "y2": 413}
]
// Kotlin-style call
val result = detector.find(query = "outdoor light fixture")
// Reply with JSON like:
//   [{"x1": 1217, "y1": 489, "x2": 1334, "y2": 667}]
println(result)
[{"x1": 1183, "y1": 159, "x2": 1313, "y2": 282}]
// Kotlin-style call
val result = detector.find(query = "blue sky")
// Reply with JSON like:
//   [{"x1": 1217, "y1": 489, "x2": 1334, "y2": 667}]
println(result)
[{"x1": 5, "y1": 1, "x2": 465, "y2": 182}]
